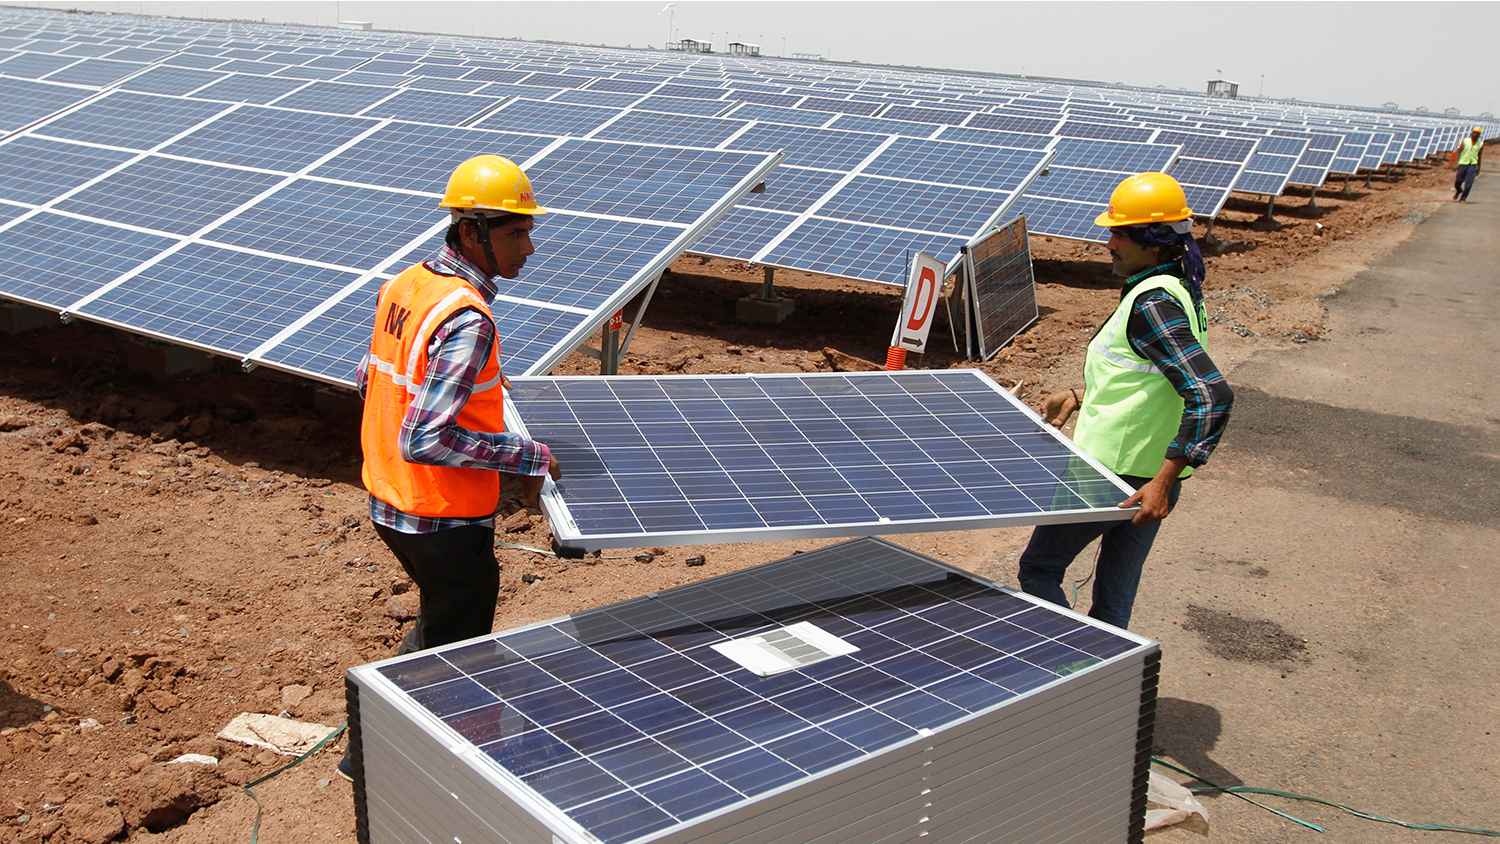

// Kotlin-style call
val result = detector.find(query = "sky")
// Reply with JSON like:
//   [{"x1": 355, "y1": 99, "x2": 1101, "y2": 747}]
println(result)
[{"x1": 26, "y1": 1, "x2": 1499, "y2": 117}]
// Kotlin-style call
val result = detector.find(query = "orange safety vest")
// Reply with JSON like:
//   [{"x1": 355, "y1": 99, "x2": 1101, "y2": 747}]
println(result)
[{"x1": 360, "y1": 262, "x2": 507, "y2": 518}]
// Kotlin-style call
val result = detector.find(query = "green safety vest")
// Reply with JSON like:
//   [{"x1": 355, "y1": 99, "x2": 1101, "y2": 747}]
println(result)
[
  {"x1": 1458, "y1": 137, "x2": 1483, "y2": 166},
  {"x1": 1074, "y1": 272, "x2": 1206, "y2": 479}
]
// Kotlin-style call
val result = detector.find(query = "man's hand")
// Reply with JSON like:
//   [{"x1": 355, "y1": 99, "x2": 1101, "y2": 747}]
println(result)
[
  {"x1": 518, "y1": 453, "x2": 561, "y2": 507},
  {"x1": 1120, "y1": 456, "x2": 1189, "y2": 525},
  {"x1": 1041, "y1": 389, "x2": 1080, "y2": 428}
]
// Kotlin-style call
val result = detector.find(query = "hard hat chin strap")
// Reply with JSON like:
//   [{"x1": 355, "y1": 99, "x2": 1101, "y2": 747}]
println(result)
[{"x1": 458, "y1": 212, "x2": 502, "y2": 278}]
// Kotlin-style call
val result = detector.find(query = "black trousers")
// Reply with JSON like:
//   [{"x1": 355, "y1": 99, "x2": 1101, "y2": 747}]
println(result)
[{"x1": 372, "y1": 522, "x2": 499, "y2": 655}]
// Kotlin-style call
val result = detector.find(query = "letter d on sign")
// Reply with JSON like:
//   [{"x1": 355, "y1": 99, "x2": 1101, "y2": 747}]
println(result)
[{"x1": 892, "y1": 251, "x2": 945, "y2": 354}]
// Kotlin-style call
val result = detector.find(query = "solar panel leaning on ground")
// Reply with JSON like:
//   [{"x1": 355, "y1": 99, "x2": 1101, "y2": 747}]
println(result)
[
  {"x1": 347, "y1": 536, "x2": 1160, "y2": 844},
  {"x1": 506, "y1": 370, "x2": 1138, "y2": 554},
  {"x1": 963, "y1": 215, "x2": 1037, "y2": 360}
]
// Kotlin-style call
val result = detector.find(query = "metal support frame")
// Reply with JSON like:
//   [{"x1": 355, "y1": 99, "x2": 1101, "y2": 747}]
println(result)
[
  {"x1": 1341, "y1": 174, "x2": 1353, "y2": 197},
  {"x1": 758, "y1": 265, "x2": 777, "y2": 300},
  {"x1": 575, "y1": 272, "x2": 665, "y2": 375},
  {"x1": 1306, "y1": 184, "x2": 1318, "y2": 209}
]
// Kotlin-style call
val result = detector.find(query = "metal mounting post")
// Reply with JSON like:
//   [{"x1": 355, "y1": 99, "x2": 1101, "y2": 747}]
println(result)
[
  {"x1": 1341, "y1": 174, "x2": 1352, "y2": 197},
  {"x1": 736, "y1": 265, "x2": 794, "y2": 323},
  {"x1": 1306, "y1": 184, "x2": 1317, "y2": 209}
]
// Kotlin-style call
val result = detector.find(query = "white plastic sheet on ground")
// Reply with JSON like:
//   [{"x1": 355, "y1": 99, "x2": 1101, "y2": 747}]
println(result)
[
  {"x1": 1146, "y1": 769, "x2": 1211, "y2": 832},
  {"x1": 216, "y1": 712, "x2": 338, "y2": 757}
]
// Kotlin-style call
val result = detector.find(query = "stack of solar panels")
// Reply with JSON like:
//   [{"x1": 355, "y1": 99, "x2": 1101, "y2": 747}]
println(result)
[{"x1": 346, "y1": 537, "x2": 1161, "y2": 844}]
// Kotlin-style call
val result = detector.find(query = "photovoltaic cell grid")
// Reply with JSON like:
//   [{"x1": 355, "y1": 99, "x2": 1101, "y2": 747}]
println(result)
[
  {"x1": 965, "y1": 216, "x2": 1037, "y2": 361},
  {"x1": 349, "y1": 536, "x2": 1154, "y2": 844},
  {"x1": 508, "y1": 370, "x2": 1137, "y2": 552},
  {"x1": 0, "y1": 7, "x2": 1479, "y2": 383}
]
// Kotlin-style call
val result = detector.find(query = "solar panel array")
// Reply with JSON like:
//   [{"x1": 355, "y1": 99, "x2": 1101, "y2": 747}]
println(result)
[
  {"x1": 348, "y1": 536, "x2": 1159, "y2": 844},
  {"x1": 508, "y1": 370, "x2": 1137, "y2": 553},
  {"x1": 0, "y1": 6, "x2": 1485, "y2": 388},
  {"x1": 0, "y1": 8, "x2": 1479, "y2": 286}
]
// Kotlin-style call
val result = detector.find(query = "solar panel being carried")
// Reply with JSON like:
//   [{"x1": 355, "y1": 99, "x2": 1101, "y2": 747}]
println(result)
[{"x1": 508, "y1": 370, "x2": 1137, "y2": 554}]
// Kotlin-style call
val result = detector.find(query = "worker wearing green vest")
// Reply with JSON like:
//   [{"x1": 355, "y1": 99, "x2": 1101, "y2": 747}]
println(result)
[
  {"x1": 1454, "y1": 126, "x2": 1484, "y2": 202},
  {"x1": 1017, "y1": 172, "x2": 1234, "y2": 630}
]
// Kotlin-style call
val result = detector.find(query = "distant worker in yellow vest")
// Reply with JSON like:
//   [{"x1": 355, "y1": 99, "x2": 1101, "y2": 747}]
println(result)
[
  {"x1": 343, "y1": 155, "x2": 562, "y2": 780},
  {"x1": 1454, "y1": 126, "x2": 1484, "y2": 202},
  {"x1": 1017, "y1": 172, "x2": 1234, "y2": 630}
]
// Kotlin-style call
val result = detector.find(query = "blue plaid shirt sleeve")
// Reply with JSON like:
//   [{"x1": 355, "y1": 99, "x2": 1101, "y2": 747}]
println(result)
[
  {"x1": 1127, "y1": 291, "x2": 1234, "y2": 466},
  {"x1": 398, "y1": 308, "x2": 552, "y2": 477}
]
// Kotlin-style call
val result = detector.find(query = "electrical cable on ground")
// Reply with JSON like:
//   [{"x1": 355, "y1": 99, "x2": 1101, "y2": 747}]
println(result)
[
  {"x1": 243, "y1": 722, "x2": 346, "y2": 844},
  {"x1": 1152, "y1": 757, "x2": 1500, "y2": 837}
]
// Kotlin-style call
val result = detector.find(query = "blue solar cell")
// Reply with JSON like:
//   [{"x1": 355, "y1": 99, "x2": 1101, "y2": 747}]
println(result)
[
  {"x1": 1151, "y1": 130, "x2": 1257, "y2": 162},
  {"x1": 726, "y1": 123, "x2": 882, "y2": 171},
  {"x1": 865, "y1": 138, "x2": 1047, "y2": 191},
  {"x1": 309, "y1": 122, "x2": 550, "y2": 194},
  {"x1": 1244, "y1": 151, "x2": 1299, "y2": 175},
  {"x1": 653, "y1": 83, "x2": 723, "y2": 100},
  {"x1": 721, "y1": 102, "x2": 831, "y2": 127},
  {"x1": 764, "y1": 218, "x2": 968, "y2": 286},
  {"x1": 725, "y1": 90, "x2": 803, "y2": 108},
  {"x1": 0, "y1": 212, "x2": 175, "y2": 309},
  {"x1": 521, "y1": 71, "x2": 591, "y2": 89},
  {"x1": 249, "y1": 274, "x2": 380, "y2": 386},
  {"x1": 1256, "y1": 135, "x2": 1309, "y2": 157},
  {"x1": 826, "y1": 114, "x2": 942, "y2": 138},
  {"x1": 592, "y1": 110, "x2": 747, "y2": 147},
  {"x1": 1232, "y1": 170, "x2": 1288, "y2": 196},
  {"x1": 1010, "y1": 195, "x2": 1106, "y2": 242},
  {"x1": 797, "y1": 96, "x2": 882, "y2": 117},
  {"x1": 551, "y1": 88, "x2": 640, "y2": 108},
  {"x1": 492, "y1": 213, "x2": 682, "y2": 311},
  {"x1": 1167, "y1": 157, "x2": 1242, "y2": 188},
  {"x1": 42, "y1": 57, "x2": 142, "y2": 86},
  {"x1": 817, "y1": 176, "x2": 1009, "y2": 235},
  {"x1": 1288, "y1": 166, "x2": 1327, "y2": 187},
  {"x1": 0, "y1": 51, "x2": 77, "y2": 78},
  {"x1": 692, "y1": 206, "x2": 791, "y2": 261},
  {"x1": 461, "y1": 67, "x2": 530, "y2": 85},
  {"x1": 74, "y1": 241, "x2": 360, "y2": 355},
  {"x1": 213, "y1": 59, "x2": 287, "y2": 75},
  {"x1": 934, "y1": 125, "x2": 1053, "y2": 149},
  {"x1": 208, "y1": 180, "x2": 440, "y2": 271},
  {"x1": 269, "y1": 80, "x2": 393, "y2": 115},
  {"x1": 0, "y1": 135, "x2": 135, "y2": 205},
  {"x1": 470, "y1": 98, "x2": 618, "y2": 136},
  {"x1": 1057, "y1": 121, "x2": 1155, "y2": 143},
  {"x1": 357, "y1": 59, "x2": 416, "y2": 75},
  {"x1": 116, "y1": 64, "x2": 224, "y2": 95},
  {"x1": 160, "y1": 105, "x2": 377, "y2": 172},
  {"x1": 511, "y1": 371, "x2": 1134, "y2": 548},
  {"x1": 400, "y1": 75, "x2": 485, "y2": 94},
  {"x1": 966, "y1": 112, "x2": 1059, "y2": 135},
  {"x1": 0, "y1": 77, "x2": 95, "y2": 132},
  {"x1": 332, "y1": 70, "x2": 409, "y2": 87},
  {"x1": 1179, "y1": 184, "x2": 1229, "y2": 217},
  {"x1": 531, "y1": 141, "x2": 770, "y2": 225},
  {"x1": 881, "y1": 104, "x2": 971, "y2": 125},
  {"x1": 160, "y1": 52, "x2": 227, "y2": 70},
  {"x1": 360, "y1": 88, "x2": 502, "y2": 124},
  {"x1": 630, "y1": 95, "x2": 732, "y2": 117},
  {"x1": 737, "y1": 166, "x2": 844, "y2": 214},
  {"x1": 191, "y1": 73, "x2": 308, "y2": 104},
  {"x1": 1049, "y1": 137, "x2": 1178, "y2": 173},
  {"x1": 57, "y1": 156, "x2": 282, "y2": 235}
]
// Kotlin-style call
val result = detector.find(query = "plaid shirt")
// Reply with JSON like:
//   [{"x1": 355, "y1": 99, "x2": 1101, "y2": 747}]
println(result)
[
  {"x1": 1121, "y1": 269, "x2": 1234, "y2": 467},
  {"x1": 356, "y1": 246, "x2": 553, "y2": 534}
]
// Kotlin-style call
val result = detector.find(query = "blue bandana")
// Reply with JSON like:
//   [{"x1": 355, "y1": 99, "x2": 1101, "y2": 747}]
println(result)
[{"x1": 1120, "y1": 220, "x2": 1205, "y2": 304}]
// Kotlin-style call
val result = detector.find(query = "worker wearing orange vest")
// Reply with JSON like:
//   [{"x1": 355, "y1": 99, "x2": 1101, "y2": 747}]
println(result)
[{"x1": 354, "y1": 153, "x2": 561, "y2": 723}]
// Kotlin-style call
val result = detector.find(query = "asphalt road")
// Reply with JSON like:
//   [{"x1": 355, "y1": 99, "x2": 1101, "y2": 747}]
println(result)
[{"x1": 1142, "y1": 170, "x2": 1499, "y2": 841}]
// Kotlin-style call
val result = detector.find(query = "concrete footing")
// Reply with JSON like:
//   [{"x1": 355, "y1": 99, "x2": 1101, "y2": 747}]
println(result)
[{"x1": 736, "y1": 294, "x2": 795, "y2": 324}]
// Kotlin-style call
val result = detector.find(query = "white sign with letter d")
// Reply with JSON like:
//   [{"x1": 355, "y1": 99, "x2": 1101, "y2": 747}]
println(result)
[{"x1": 891, "y1": 251, "x2": 944, "y2": 354}]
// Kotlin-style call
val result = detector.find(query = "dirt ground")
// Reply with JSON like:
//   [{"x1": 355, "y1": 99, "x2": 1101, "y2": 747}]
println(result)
[{"x1": 0, "y1": 160, "x2": 1466, "y2": 844}]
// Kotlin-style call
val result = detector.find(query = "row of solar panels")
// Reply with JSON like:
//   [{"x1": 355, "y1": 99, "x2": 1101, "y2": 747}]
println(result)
[
  {"x1": 0, "y1": 8, "x2": 1484, "y2": 265},
  {"x1": 0, "y1": 7, "x2": 1488, "y2": 391}
]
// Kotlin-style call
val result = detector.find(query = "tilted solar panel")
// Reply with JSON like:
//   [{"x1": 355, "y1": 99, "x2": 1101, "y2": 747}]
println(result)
[{"x1": 509, "y1": 370, "x2": 1137, "y2": 552}]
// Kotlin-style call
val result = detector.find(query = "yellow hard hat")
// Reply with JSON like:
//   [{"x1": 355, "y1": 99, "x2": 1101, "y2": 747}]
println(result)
[
  {"x1": 1094, "y1": 172, "x2": 1193, "y2": 227},
  {"x1": 1474, "y1": 126, "x2": 1484, "y2": 133},
  {"x1": 440, "y1": 155, "x2": 547, "y2": 215}
]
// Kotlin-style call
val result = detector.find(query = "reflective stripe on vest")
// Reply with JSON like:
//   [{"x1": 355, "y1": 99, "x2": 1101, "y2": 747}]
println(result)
[
  {"x1": 360, "y1": 262, "x2": 506, "y2": 518},
  {"x1": 1073, "y1": 274, "x2": 1205, "y2": 479},
  {"x1": 1459, "y1": 137, "x2": 1482, "y2": 166}
]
